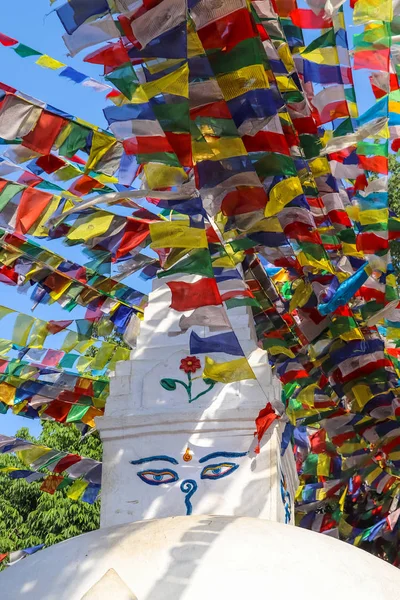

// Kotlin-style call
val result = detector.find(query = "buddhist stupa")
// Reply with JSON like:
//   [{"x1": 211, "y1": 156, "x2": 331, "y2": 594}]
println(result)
[{"x1": 2, "y1": 277, "x2": 400, "y2": 599}]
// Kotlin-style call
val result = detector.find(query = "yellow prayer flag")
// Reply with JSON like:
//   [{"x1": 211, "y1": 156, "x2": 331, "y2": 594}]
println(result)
[
  {"x1": 31, "y1": 195, "x2": 61, "y2": 237},
  {"x1": 317, "y1": 453, "x2": 331, "y2": 477},
  {"x1": 13, "y1": 400, "x2": 28, "y2": 414},
  {"x1": 75, "y1": 356, "x2": 94, "y2": 374},
  {"x1": 74, "y1": 338, "x2": 96, "y2": 354},
  {"x1": 267, "y1": 345, "x2": 295, "y2": 358},
  {"x1": 0, "y1": 339, "x2": 12, "y2": 356},
  {"x1": 217, "y1": 65, "x2": 269, "y2": 101},
  {"x1": 67, "y1": 212, "x2": 114, "y2": 241},
  {"x1": 146, "y1": 58, "x2": 183, "y2": 75},
  {"x1": 265, "y1": 177, "x2": 303, "y2": 217},
  {"x1": 359, "y1": 208, "x2": 388, "y2": 226},
  {"x1": 289, "y1": 280, "x2": 312, "y2": 312},
  {"x1": 144, "y1": 163, "x2": 187, "y2": 189},
  {"x1": 92, "y1": 342, "x2": 115, "y2": 370},
  {"x1": 301, "y1": 47, "x2": 339, "y2": 66},
  {"x1": 353, "y1": 0, "x2": 392, "y2": 24},
  {"x1": 12, "y1": 314, "x2": 35, "y2": 346},
  {"x1": 275, "y1": 76, "x2": 298, "y2": 93},
  {"x1": 277, "y1": 43, "x2": 295, "y2": 72},
  {"x1": 36, "y1": 55, "x2": 66, "y2": 70},
  {"x1": 66, "y1": 479, "x2": 89, "y2": 501},
  {"x1": 86, "y1": 132, "x2": 116, "y2": 172},
  {"x1": 0, "y1": 382, "x2": 16, "y2": 406},
  {"x1": 108, "y1": 346, "x2": 130, "y2": 371},
  {"x1": 27, "y1": 320, "x2": 49, "y2": 349},
  {"x1": 309, "y1": 157, "x2": 330, "y2": 178},
  {"x1": 61, "y1": 331, "x2": 79, "y2": 353},
  {"x1": 203, "y1": 356, "x2": 256, "y2": 384},
  {"x1": 192, "y1": 138, "x2": 246, "y2": 163},
  {"x1": 339, "y1": 485, "x2": 348, "y2": 512},
  {"x1": 150, "y1": 221, "x2": 208, "y2": 249},
  {"x1": 142, "y1": 63, "x2": 189, "y2": 99},
  {"x1": 17, "y1": 446, "x2": 50, "y2": 466}
]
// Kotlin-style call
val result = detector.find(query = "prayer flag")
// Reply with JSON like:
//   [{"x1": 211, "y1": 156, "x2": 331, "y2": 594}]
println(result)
[
  {"x1": 168, "y1": 278, "x2": 222, "y2": 311},
  {"x1": 190, "y1": 331, "x2": 244, "y2": 356},
  {"x1": 203, "y1": 356, "x2": 256, "y2": 384}
]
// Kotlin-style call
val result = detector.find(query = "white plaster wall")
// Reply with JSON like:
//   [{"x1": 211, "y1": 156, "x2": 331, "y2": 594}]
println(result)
[
  {"x1": 97, "y1": 275, "x2": 298, "y2": 529},
  {"x1": 3, "y1": 516, "x2": 400, "y2": 600}
]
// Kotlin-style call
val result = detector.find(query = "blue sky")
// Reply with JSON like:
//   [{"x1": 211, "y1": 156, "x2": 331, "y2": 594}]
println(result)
[
  {"x1": 0, "y1": 0, "x2": 375, "y2": 437},
  {"x1": 0, "y1": 0, "x2": 114, "y2": 437}
]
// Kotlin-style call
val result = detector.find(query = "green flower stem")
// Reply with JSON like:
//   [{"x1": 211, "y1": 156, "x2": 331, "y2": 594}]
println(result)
[
  {"x1": 174, "y1": 379, "x2": 190, "y2": 393},
  {"x1": 189, "y1": 381, "x2": 216, "y2": 403}
]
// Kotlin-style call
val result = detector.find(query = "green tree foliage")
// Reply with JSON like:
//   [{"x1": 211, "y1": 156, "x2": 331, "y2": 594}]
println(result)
[{"x1": 0, "y1": 422, "x2": 102, "y2": 567}]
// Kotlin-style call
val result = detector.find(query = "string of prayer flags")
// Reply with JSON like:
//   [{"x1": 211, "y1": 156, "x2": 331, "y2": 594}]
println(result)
[{"x1": 0, "y1": 0, "x2": 400, "y2": 566}]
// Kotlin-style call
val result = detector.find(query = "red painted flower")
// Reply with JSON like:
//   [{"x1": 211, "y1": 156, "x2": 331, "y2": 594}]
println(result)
[{"x1": 180, "y1": 356, "x2": 201, "y2": 374}]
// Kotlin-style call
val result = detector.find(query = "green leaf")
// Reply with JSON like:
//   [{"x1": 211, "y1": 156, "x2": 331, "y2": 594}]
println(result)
[{"x1": 160, "y1": 378, "x2": 177, "y2": 391}]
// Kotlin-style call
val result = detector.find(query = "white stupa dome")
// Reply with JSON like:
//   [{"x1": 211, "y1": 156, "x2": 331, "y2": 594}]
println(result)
[{"x1": 2, "y1": 515, "x2": 400, "y2": 599}]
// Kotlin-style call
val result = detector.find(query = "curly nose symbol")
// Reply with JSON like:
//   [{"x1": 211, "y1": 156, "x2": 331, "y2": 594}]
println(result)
[{"x1": 180, "y1": 479, "x2": 197, "y2": 515}]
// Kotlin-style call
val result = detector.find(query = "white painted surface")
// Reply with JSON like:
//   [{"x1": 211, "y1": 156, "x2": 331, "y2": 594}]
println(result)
[
  {"x1": 96, "y1": 276, "x2": 298, "y2": 528},
  {"x1": 2, "y1": 515, "x2": 400, "y2": 600}
]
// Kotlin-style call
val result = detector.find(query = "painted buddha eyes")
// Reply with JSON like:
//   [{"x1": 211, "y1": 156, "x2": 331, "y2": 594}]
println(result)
[
  {"x1": 200, "y1": 462, "x2": 239, "y2": 480},
  {"x1": 137, "y1": 462, "x2": 239, "y2": 486},
  {"x1": 137, "y1": 469, "x2": 179, "y2": 486}
]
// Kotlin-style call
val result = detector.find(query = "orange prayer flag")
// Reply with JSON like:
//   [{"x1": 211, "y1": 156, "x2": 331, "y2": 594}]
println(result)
[
  {"x1": 23, "y1": 110, "x2": 66, "y2": 154},
  {"x1": 15, "y1": 187, "x2": 53, "y2": 234}
]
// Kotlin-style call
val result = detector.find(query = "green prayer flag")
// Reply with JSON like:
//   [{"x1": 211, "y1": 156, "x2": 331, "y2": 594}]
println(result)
[
  {"x1": 13, "y1": 44, "x2": 41, "y2": 58},
  {"x1": 152, "y1": 101, "x2": 190, "y2": 133},
  {"x1": 254, "y1": 153, "x2": 297, "y2": 180},
  {"x1": 105, "y1": 62, "x2": 139, "y2": 100},
  {"x1": 66, "y1": 404, "x2": 90, "y2": 423},
  {"x1": 59, "y1": 123, "x2": 90, "y2": 158},
  {"x1": 208, "y1": 38, "x2": 268, "y2": 76},
  {"x1": 0, "y1": 182, "x2": 24, "y2": 212},
  {"x1": 158, "y1": 249, "x2": 214, "y2": 279}
]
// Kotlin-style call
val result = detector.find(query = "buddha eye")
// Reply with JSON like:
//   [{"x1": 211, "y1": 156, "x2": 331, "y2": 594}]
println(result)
[
  {"x1": 200, "y1": 462, "x2": 239, "y2": 480},
  {"x1": 137, "y1": 469, "x2": 179, "y2": 486}
]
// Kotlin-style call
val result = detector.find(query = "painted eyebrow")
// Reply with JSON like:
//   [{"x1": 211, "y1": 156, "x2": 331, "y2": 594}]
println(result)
[
  {"x1": 130, "y1": 455, "x2": 178, "y2": 465},
  {"x1": 199, "y1": 451, "x2": 248, "y2": 464}
]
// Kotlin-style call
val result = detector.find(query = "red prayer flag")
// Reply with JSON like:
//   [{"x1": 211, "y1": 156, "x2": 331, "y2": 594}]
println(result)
[
  {"x1": 84, "y1": 40, "x2": 130, "y2": 68},
  {"x1": 197, "y1": 8, "x2": 257, "y2": 52},
  {"x1": 123, "y1": 136, "x2": 173, "y2": 155},
  {"x1": 353, "y1": 49, "x2": 390, "y2": 72},
  {"x1": 0, "y1": 33, "x2": 17, "y2": 46},
  {"x1": 168, "y1": 278, "x2": 222, "y2": 311},
  {"x1": 40, "y1": 474, "x2": 64, "y2": 495},
  {"x1": 47, "y1": 320, "x2": 73, "y2": 335},
  {"x1": 290, "y1": 8, "x2": 332, "y2": 28},
  {"x1": 69, "y1": 175, "x2": 104, "y2": 196},
  {"x1": 221, "y1": 187, "x2": 268, "y2": 216},
  {"x1": 254, "y1": 403, "x2": 279, "y2": 454},
  {"x1": 116, "y1": 217, "x2": 151, "y2": 259},
  {"x1": 358, "y1": 155, "x2": 388, "y2": 175},
  {"x1": 36, "y1": 154, "x2": 66, "y2": 174},
  {"x1": 42, "y1": 350, "x2": 65, "y2": 366},
  {"x1": 52, "y1": 454, "x2": 81, "y2": 474},
  {"x1": 165, "y1": 132, "x2": 193, "y2": 167},
  {"x1": 15, "y1": 188, "x2": 53, "y2": 234},
  {"x1": 0, "y1": 81, "x2": 16, "y2": 93},
  {"x1": 242, "y1": 131, "x2": 290, "y2": 156},
  {"x1": 23, "y1": 111, "x2": 66, "y2": 154}
]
